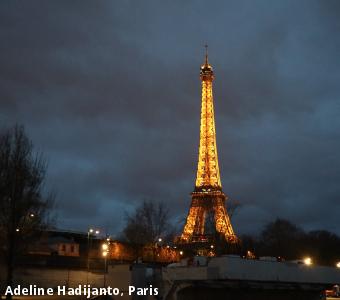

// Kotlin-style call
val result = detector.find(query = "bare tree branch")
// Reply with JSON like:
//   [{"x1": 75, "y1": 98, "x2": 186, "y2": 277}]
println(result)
[{"x1": 0, "y1": 125, "x2": 55, "y2": 299}]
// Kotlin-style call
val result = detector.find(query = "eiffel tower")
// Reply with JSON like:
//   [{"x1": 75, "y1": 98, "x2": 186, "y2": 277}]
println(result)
[{"x1": 180, "y1": 46, "x2": 238, "y2": 244}]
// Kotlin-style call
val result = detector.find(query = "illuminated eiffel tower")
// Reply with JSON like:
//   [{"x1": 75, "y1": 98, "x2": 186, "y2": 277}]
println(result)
[{"x1": 180, "y1": 46, "x2": 238, "y2": 244}]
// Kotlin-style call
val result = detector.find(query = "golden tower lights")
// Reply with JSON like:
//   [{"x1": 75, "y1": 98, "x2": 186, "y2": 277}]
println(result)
[{"x1": 180, "y1": 47, "x2": 237, "y2": 244}]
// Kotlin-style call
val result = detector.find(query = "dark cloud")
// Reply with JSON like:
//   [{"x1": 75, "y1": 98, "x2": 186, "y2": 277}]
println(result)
[{"x1": 1, "y1": 0, "x2": 340, "y2": 236}]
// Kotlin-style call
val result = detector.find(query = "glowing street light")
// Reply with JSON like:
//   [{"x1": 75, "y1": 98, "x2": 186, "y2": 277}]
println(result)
[
  {"x1": 304, "y1": 257, "x2": 312, "y2": 266},
  {"x1": 87, "y1": 227, "x2": 100, "y2": 284},
  {"x1": 336, "y1": 262, "x2": 340, "y2": 268},
  {"x1": 179, "y1": 251, "x2": 183, "y2": 256},
  {"x1": 102, "y1": 242, "x2": 109, "y2": 288},
  {"x1": 88, "y1": 228, "x2": 100, "y2": 237},
  {"x1": 15, "y1": 228, "x2": 20, "y2": 232},
  {"x1": 158, "y1": 238, "x2": 162, "y2": 242}
]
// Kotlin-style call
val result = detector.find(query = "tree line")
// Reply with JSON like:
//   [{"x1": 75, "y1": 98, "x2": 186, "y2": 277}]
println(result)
[{"x1": 240, "y1": 218, "x2": 340, "y2": 266}]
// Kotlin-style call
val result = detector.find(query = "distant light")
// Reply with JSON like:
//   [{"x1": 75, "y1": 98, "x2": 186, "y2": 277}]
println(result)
[
  {"x1": 174, "y1": 246, "x2": 177, "y2": 249},
  {"x1": 89, "y1": 228, "x2": 94, "y2": 233},
  {"x1": 304, "y1": 257, "x2": 312, "y2": 266},
  {"x1": 102, "y1": 244, "x2": 108, "y2": 251},
  {"x1": 16, "y1": 228, "x2": 20, "y2": 232},
  {"x1": 95, "y1": 230, "x2": 100, "y2": 235},
  {"x1": 106, "y1": 238, "x2": 110, "y2": 242},
  {"x1": 30, "y1": 213, "x2": 35, "y2": 217},
  {"x1": 210, "y1": 245, "x2": 214, "y2": 249},
  {"x1": 158, "y1": 238, "x2": 162, "y2": 242},
  {"x1": 179, "y1": 251, "x2": 183, "y2": 256},
  {"x1": 166, "y1": 245, "x2": 170, "y2": 249},
  {"x1": 336, "y1": 262, "x2": 340, "y2": 268},
  {"x1": 102, "y1": 251, "x2": 108, "y2": 257}
]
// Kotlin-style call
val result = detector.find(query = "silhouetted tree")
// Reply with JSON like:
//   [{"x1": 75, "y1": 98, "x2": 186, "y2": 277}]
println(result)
[
  {"x1": 122, "y1": 200, "x2": 172, "y2": 258},
  {"x1": 303, "y1": 230, "x2": 340, "y2": 265},
  {"x1": 258, "y1": 218, "x2": 305, "y2": 259},
  {"x1": 0, "y1": 125, "x2": 54, "y2": 299},
  {"x1": 240, "y1": 219, "x2": 340, "y2": 266}
]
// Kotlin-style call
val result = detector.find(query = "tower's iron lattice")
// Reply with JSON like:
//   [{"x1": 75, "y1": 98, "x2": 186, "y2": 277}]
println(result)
[{"x1": 180, "y1": 48, "x2": 238, "y2": 244}]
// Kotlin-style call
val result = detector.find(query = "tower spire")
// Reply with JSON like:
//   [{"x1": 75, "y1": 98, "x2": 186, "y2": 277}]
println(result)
[{"x1": 196, "y1": 46, "x2": 220, "y2": 189}]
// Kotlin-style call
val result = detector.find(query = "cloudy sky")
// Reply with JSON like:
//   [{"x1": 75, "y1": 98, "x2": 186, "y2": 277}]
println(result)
[{"x1": 1, "y1": 0, "x2": 340, "y2": 236}]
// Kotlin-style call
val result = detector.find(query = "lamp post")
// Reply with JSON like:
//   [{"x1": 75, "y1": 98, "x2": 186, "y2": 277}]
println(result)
[
  {"x1": 87, "y1": 228, "x2": 99, "y2": 284},
  {"x1": 102, "y1": 242, "x2": 109, "y2": 287},
  {"x1": 152, "y1": 237, "x2": 162, "y2": 262}
]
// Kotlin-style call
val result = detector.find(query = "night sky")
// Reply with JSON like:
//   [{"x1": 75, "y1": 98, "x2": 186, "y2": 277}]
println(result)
[{"x1": 1, "y1": 1, "x2": 340, "y2": 236}]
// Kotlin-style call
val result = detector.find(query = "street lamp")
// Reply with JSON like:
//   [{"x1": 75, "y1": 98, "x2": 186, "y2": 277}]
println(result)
[
  {"x1": 102, "y1": 243, "x2": 108, "y2": 251},
  {"x1": 87, "y1": 228, "x2": 100, "y2": 284},
  {"x1": 336, "y1": 262, "x2": 340, "y2": 268},
  {"x1": 102, "y1": 242, "x2": 109, "y2": 287}
]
